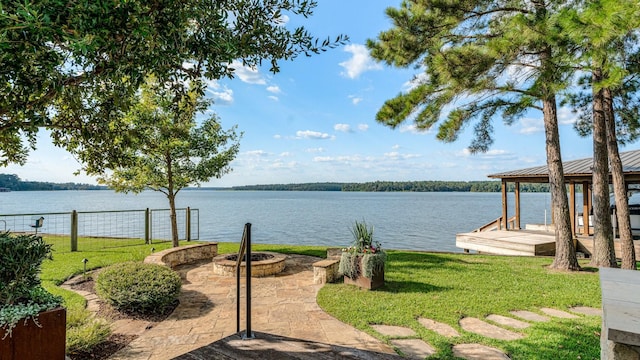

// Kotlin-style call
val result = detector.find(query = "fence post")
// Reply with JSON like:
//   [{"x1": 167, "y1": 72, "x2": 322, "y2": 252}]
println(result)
[
  {"x1": 70, "y1": 210, "x2": 78, "y2": 252},
  {"x1": 145, "y1": 208, "x2": 150, "y2": 244},
  {"x1": 186, "y1": 207, "x2": 191, "y2": 241}
]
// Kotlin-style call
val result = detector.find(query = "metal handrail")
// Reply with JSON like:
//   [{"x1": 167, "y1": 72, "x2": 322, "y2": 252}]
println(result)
[{"x1": 236, "y1": 223, "x2": 253, "y2": 339}]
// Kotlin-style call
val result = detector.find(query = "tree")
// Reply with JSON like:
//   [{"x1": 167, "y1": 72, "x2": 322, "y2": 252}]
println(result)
[
  {"x1": 95, "y1": 79, "x2": 240, "y2": 247},
  {"x1": 0, "y1": 0, "x2": 346, "y2": 168},
  {"x1": 560, "y1": 0, "x2": 640, "y2": 268},
  {"x1": 367, "y1": 0, "x2": 580, "y2": 270}
]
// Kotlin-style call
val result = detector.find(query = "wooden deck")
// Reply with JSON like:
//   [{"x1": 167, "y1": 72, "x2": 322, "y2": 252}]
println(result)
[
  {"x1": 456, "y1": 230, "x2": 556, "y2": 256},
  {"x1": 457, "y1": 228, "x2": 640, "y2": 257}
]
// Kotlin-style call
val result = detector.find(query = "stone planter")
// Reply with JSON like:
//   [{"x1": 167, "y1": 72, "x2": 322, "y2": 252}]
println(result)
[
  {"x1": 0, "y1": 307, "x2": 66, "y2": 360},
  {"x1": 343, "y1": 268, "x2": 385, "y2": 290}
]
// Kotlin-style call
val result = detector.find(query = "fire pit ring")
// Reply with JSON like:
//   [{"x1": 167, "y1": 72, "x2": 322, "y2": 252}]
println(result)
[{"x1": 212, "y1": 251, "x2": 287, "y2": 277}]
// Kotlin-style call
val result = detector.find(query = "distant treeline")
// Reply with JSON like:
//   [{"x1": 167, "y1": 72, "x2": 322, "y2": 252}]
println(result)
[
  {"x1": 0, "y1": 174, "x2": 105, "y2": 191},
  {"x1": 232, "y1": 181, "x2": 551, "y2": 192}
]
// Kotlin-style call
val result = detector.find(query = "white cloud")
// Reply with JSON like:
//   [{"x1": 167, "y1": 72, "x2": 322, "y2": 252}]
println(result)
[
  {"x1": 399, "y1": 124, "x2": 430, "y2": 134},
  {"x1": 266, "y1": 85, "x2": 281, "y2": 94},
  {"x1": 279, "y1": 152, "x2": 293, "y2": 157},
  {"x1": 459, "y1": 148, "x2": 516, "y2": 161},
  {"x1": 558, "y1": 107, "x2": 577, "y2": 125},
  {"x1": 244, "y1": 150, "x2": 270, "y2": 157},
  {"x1": 273, "y1": 134, "x2": 282, "y2": 139},
  {"x1": 268, "y1": 95, "x2": 279, "y2": 101},
  {"x1": 339, "y1": 44, "x2": 382, "y2": 79},
  {"x1": 402, "y1": 72, "x2": 429, "y2": 91},
  {"x1": 349, "y1": 95, "x2": 363, "y2": 105},
  {"x1": 305, "y1": 147, "x2": 324, "y2": 153},
  {"x1": 230, "y1": 60, "x2": 266, "y2": 85},
  {"x1": 312, "y1": 155, "x2": 363, "y2": 163},
  {"x1": 358, "y1": 124, "x2": 369, "y2": 131},
  {"x1": 383, "y1": 152, "x2": 421, "y2": 160},
  {"x1": 296, "y1": 130, "x2": 334, "y2": 140},
  {"x1": 518, "y1": 117, "x2": 543, "y2": 134},
  {"x1": 392, "y1": 144, "x2": 401, "y2": 150},
  {"x1": 334, "y1": 124, "x2": 352, "y2": 132},
  {"x1": 205, "y1": 80, "x2": 234, "y2": 105}
]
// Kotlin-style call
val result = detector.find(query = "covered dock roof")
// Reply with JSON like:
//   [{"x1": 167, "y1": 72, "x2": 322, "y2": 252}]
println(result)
[{"x1": 487, "y1": 149, "x2": 640, "y2": 184}]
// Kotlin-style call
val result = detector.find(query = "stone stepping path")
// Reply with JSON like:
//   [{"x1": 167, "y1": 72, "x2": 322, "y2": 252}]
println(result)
[
  {"x1": 570, "y1": 306, "x2": 602, "y2": 316},
  {"x1": 459, "y1": 317, "x2": 524, "y2": 341},
  {"x1": 510, "y1": 310, "x2": 550, "y2": 322},
  {"x1": 374, "y1": 307, "x2": 594, "y2": 359},
  {"x1": 453, "y1": 344, "x2": 511, "y2": 360},
  {"x1": 390, "y1": 339, "x2": 436, "y2": 359},
  {"x1": 371, "y1": 325, "x2": 417, "y2": 337},
  {"x1": 540, "y1": 307, "x2": 579, "y2": 319},
  {"x1": 371, "y1": 324, "x2": 434, "y2": 359},
  {"x1": 417, "y1": 317, "x2": 460, "y2": 338},
  {"x1": 486, "y1": 314, "x2": 530, "y2": 329}
]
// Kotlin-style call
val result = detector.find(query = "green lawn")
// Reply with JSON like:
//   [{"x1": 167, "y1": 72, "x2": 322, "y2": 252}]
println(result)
[
  {"x1": 317, "y1": 251, "x2": 602, "y2": 360},
  {"x1": 41, "y1": 238, "x2": 603, "y2": 359}
]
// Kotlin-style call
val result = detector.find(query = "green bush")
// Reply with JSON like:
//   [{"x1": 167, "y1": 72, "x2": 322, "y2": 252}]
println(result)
[
  {"x1": 0, "y1": 232, "x2": 62, "y2": 338},
  {"x1": 0, "y1": 232, "x2": 54, "y2": 305},
  {"x1": 95, "y1": 262, "x2": 181, "y2": 315}
]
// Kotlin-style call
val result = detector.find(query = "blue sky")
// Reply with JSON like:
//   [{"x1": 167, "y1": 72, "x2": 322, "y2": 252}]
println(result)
[{"x1": 5, "y1": 1, "x2": 607, "y2": 187}]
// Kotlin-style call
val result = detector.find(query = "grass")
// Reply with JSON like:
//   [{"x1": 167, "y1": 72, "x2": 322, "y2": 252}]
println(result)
[
  {"x1": 40, "y1": 238, "x2": 604, "y2": 358},
  {"x1": 317, "y1": 251, "x2": 602, "y2": 360}
]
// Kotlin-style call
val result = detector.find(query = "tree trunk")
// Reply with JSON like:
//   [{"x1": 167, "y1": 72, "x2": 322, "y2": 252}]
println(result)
[
  {"x1": 544, "y1": 95, "x2": 580, "y2": 271},
  {"x1": 166, "y1": 152, "x2": 179, "y2": 247},
  {"x1": 590, "y1": 69, "x2": 617, "y2": 268},
  {"x1": 168, "y1": 192, "x2": 179, "y2": 247},
  {"x1": 604, "y1": 87, "x2": 635, "y2": 269}
]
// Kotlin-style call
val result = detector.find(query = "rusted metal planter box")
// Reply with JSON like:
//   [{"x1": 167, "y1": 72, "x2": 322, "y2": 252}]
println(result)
[
  {"x1": 343, "y1": 269, "x2": 385, "y2": 290},
  {"x1": 0, "y1": 307, "x2": 66, "y2": 360}
]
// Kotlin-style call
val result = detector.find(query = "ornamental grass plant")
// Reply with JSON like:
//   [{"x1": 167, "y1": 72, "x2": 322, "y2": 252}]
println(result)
[{"x1": 339, "y1": 220, "x2": 386, "y2": 278}]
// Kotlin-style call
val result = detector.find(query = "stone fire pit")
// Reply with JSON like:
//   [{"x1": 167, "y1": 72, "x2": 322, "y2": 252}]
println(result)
[{"x1": 212, "y1": 251, "x2": 286, "y2": 277}]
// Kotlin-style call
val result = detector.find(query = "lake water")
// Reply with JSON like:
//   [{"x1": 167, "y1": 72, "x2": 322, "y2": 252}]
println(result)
[{"x1": 0, "y1": 190, "x2": 557, "y2": 252}]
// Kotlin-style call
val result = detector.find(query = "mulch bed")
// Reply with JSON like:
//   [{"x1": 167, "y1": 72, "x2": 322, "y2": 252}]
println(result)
[{"x1": 66, "y1": 278, "x2": 177, "y2": 360}]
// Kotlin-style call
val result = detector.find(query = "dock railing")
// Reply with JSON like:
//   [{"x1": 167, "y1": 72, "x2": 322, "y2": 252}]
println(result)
[{"x1": 474, "y1": 215, "x2": 516, "y2": 232}]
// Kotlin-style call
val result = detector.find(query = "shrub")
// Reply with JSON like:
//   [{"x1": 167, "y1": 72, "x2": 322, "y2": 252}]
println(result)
[
  {"x1": 0, "y1": 232, "x2": 62, "y2": 338},
  {"x1": 95, "y1": 262, "x2": 181, "y2": 315}
]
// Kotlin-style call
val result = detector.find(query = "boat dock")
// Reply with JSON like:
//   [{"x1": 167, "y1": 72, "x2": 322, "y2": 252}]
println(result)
[
  {"x1": 456, "y1": 229, "x2": 555, "y2": 256},
  {"x1": 456, "y1": 227, "x2": 640, "y2": 258}
]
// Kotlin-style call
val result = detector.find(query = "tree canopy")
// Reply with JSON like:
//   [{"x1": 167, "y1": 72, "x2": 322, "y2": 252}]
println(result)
[
  {"x1": 368, "y1": 0, "x2": 580, "y2": 269},
  {"x1": 0, "y1": 0, "x2": 346, "y2": 167},
  {"x1": 95, "y1": 79, "x2": 241, "y2": 246}
]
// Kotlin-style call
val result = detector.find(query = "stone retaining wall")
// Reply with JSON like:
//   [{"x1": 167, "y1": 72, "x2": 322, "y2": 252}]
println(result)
[{"x1": 144, "y1": 243, "x2": 218, "y2": 268}]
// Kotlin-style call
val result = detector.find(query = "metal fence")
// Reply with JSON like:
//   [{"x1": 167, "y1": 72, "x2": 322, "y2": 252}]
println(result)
[{"x1": 0, "y1": 208, "x2": 199, "y2": 252}]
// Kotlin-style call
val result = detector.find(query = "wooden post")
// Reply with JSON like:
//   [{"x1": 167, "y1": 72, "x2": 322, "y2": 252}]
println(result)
[
  {"x1": 582, "y1": 182, "x2": 590, "y2": 235},
  {"x1": 186, "y1": 207, "x2": 191, "y2": 242},
  {"x1": 145, "y1": 208, "x2": 151, "y2": 244},
  {"x1": 502, "y1": 180, "x2": 508, "y2": 230},
  {"x1": 70, "y1": 211, "x2": 78, "y2": 252},
  {"x1": 515, "y1": 181, "x2": 521, "y2": 230},
  {"x1": 569, "y1": 182, "x2": 576, "y2": 237}
]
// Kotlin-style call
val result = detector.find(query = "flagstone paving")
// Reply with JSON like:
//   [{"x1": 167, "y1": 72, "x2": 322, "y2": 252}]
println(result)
[
  {"x1": 371, "y1": 325, "x2": 417, "y2": 337},
  {"x1": 417, "y1": 318, "x2": 460, "y2": 338},
  {"x1": 452, "y1": 344, "x2": 511, "y2": 360},
  {"x1": 510, "y1": 310, "x2": 551, "y2": 322},
  {"x1": 390, "y1": 339, "x2": 436, "y2": 359},
  {"x1": 459, "y1": 317, "x2": 524, "y2": 341},
  {"x1": 540, "y1": 307, "x2": 580, "y2": 319},
  {"x1": 569, "y1": 306, "x2": 602, "y2": 316},
  {"x1": 486, "y1": 314, "x2": 531, "y2": 329}
]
